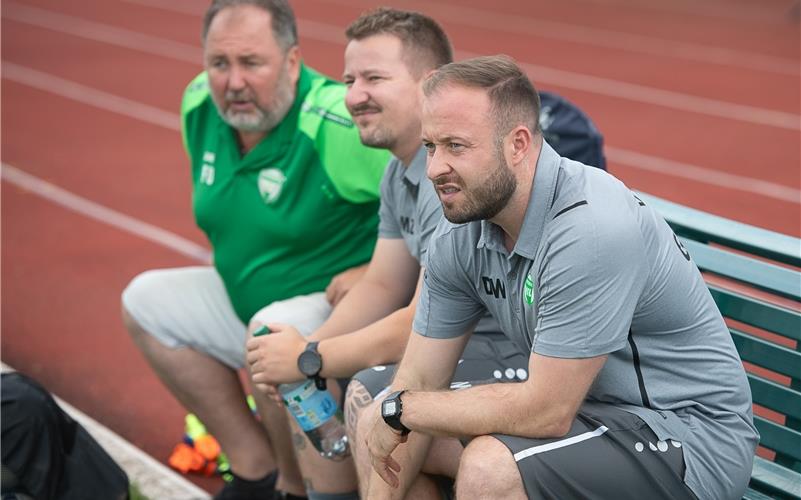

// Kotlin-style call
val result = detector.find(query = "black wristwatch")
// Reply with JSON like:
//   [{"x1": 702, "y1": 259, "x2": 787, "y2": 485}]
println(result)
[
  {"x1": 297, "y1": 341, "x2": 325, "y2": 390},
  {"x1": 381, "y1": 390, "x2": 411, "y2": 435}
]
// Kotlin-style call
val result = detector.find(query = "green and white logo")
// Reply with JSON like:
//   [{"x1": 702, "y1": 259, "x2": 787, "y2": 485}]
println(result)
[
  {"x1": 524, "y1": 274, "x2": 535, "y2": 305},
  {"x1": 257, "y1": 168, "x2": 286, "y2": 204}
]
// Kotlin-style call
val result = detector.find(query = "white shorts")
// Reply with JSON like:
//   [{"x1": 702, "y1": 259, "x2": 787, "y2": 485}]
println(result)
[{"x1": 121, "y1": 267, "x2": 332, "y2": 369}]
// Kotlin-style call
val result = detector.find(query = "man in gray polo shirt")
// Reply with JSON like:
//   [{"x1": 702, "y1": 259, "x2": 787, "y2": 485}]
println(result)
[
  {"x1": 246, "y1": 10, "x2": 528, "y2": 500},
  {"x1": 364, "y1": 55, "x2": 758, "y2": 500}
]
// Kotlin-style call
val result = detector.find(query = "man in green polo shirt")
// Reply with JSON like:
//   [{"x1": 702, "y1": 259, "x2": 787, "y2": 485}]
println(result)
[{"x1": 120, "y1": 1, "x2": 388, "y2": 499}]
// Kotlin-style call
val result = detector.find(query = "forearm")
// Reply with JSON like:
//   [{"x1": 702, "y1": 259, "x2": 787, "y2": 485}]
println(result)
[
  {"x1": 317, "y1": 306, "x2": 414, "y2": 379},
  {"x1": 312, "y1": 279, "x2": 409, "y2": 341},
  {"x1": 402, "y1": 382, "x2": 572, "y2": 439}
]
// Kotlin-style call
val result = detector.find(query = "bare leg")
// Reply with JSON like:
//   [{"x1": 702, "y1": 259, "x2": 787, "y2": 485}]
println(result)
[
  {"x1": 122, "y1": 307, "x2": 275, "y2": 479},
  {"x1": 455, "y1": 436, "x2": 526, "y2": 500},
  {"x1": 348, "y1": 381, "x2": 458, "y2": 499},
  {"x1": 245, "y1": 333, "x2": 306, "y2": 495}
]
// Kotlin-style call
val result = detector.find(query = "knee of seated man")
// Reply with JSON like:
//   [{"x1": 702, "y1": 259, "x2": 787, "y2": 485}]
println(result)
[
  {"x1": 120, "y1": 270, "x2": 160, "y2": 331},
  {"x1": 457, "y1": 436, "x2": 518, "y2": 493}
]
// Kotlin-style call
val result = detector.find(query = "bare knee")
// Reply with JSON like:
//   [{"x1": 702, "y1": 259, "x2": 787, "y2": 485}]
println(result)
[
  {"x1": 456, "y1": 436, "x2": 525, "y2": 500},
  {"x1": 344, "y1": 380, "x2": 374, "y2": 441}
]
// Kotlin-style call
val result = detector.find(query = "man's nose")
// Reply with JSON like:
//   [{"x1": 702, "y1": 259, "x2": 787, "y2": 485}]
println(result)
[
  {"x1": 228, "y1": 65, "x2": 246, "y2": 91},
  {"x1": 345, "y1": 80, "x2": 369, "y2": 111},
  {"x1": 426, "y1": 148, "x2": 451, "y2": 181}
]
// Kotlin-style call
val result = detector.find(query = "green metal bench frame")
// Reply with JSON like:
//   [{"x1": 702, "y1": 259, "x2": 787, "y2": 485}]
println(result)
[{"x1": 638, "y1": 193, "x2": 801, "y2": 500}]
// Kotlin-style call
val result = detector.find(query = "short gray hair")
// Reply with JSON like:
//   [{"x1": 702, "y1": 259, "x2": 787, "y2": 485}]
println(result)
[
  {"x1": 423, "y1": 55, "x2": 541, "y2": 141},
  {"x1": 202, "y1": 0, "x2": 298, "y2": 52}
]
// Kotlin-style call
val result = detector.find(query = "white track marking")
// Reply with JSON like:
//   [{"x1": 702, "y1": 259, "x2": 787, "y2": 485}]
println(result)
[
  {"x1": 3, "y1": 63, "x2": 798, "y2": 204},
  {"x1": 4, "y1": 2, "x2": 798, "y2": 130},
  {"x1": 3, "y1": 63, "x2": 181, "y2": 131},
  {"x1": 123, "y1": 0, "x2": 800, "y2": 75},
  {"x1": 2, "y1": 164, "x2": 211, "y2": 263},
  {"x1": 0, "y1": 363, "x2": 211, "y2": 500}
]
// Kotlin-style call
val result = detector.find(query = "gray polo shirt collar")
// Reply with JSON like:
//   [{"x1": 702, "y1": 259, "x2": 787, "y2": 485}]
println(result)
[
  {"x1": 477, "y1": 140, "x2": 560, "y2": 259},
  {"x1": 403, "y1": 147, "x2": 429, "y2": 187}
]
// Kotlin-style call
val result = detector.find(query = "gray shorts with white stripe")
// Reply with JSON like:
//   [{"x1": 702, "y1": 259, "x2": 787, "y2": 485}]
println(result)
[{"x1": 494, "y1": 401, "x2": 697, "y2": 500}]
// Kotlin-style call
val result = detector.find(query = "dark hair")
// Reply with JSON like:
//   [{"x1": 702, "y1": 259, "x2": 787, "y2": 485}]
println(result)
[
  {"x1": 345, "y1": 7, "x2": 453, "y2": 76},
  {"x1": 202, "y1": 0, "x2": 297, "y2": 51},
  {"x1": 423, "y1": 55, "x2": 541, "y2": 140}
]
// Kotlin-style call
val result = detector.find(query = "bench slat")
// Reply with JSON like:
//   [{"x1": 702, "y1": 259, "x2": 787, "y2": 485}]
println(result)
[
  {"x1": 749, "y1": 374, "x2": 801, "y2": 420},
  {"x1": 732, "y1": 330, "x2": 801, "y2": 380},
  {"x1": 712, "y1": 286, "x2": 801, "y2": 342},
  {"x1": 754, "y1": 416, "x2": 801, "y2": 462},
  {"x1": 750, "y1": 456, "x2": 801, "y2": 499},
  {"x1": 682, "y1": 238, "x2": 801, "y2": 301},
  {"x1": 729, "y1": 328, "x2": 801, "y2": 379},
  {"x1": 637, "y1": 192, "x2": 801, "y2": 267}
]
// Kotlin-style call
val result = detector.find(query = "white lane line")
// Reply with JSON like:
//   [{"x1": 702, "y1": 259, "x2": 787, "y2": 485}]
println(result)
[
  {"x1": 0, "y1": 363, "x2": 211, "y2": 500},
  {"x1": 124, "y1": 0, "x2": 800, "y2": 76},
  {"x1": 324, "y1": 0, "x2": 801, "y2": 76},
  {"x1": 1, "y1": 164, "x2": 211, "y2": 263},
  {"x1": 4, "y1": 63, "x2": 798, "y2": 204},
  {"x1": 5, "y1": 3, "x2": 200, "y2": 64},
  {"x1": 5, "y1": 2, "x2": 799, "y2": 130},
  {"x1": 606, "y1": 147, "x2": 801, "y2": 204},
  {"x1": 458, "y1": 51, "x2": 800, "y2": 131},
  {"x1": 3, "y1": 63, "x2": 181, "y2": 131}
]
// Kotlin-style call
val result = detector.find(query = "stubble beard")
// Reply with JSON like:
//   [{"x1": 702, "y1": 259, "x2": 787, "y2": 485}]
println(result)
[
  {"x1": 217, "y1": 63, "x2": 295, "y2": 134},
  {"x1": 440, "y1": 150, "x2": 517, "y2": 224}
]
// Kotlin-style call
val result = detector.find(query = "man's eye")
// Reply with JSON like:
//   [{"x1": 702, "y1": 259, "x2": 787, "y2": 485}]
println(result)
[
  {"x1": 448, "y1": 143, "x2": 464, "y2": 151},
  {"x1": 210, "y1": 59, "x2": 228, "y2": 69},
  {"x1": 423, "y1": 142, "x2": 436, "y2": 155}
]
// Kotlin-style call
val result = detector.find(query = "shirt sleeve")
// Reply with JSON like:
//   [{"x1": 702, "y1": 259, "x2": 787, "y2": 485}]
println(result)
[
  {"x1": 413, "y1": 224, "x2": 485, "y2": 338},
  {"x1": 377, "y1": 161, "x2": 402, "y2": 239},
  {"x1": 533, "y1": 207, "x2": 649, "y2": 358},
  {"x1": 416, "y1": 180, "x2": 445, "y2": 264}
]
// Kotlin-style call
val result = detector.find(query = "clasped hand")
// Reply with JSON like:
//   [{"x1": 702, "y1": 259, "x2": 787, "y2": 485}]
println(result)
[
  {"x1": 246, "y1": 323, "x2": 307, "y2": 398},
  {"x1": 366, "y1": 409, "x2": 409, "y2": 488}
]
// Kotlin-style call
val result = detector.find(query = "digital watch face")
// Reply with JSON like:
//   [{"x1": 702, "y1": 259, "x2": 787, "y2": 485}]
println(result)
[
  {"x1": 383, "y1": 400, "x2": 397, "y2": 416},
  {"x1": 298, "y1": 350, "x2": 322, "y2": 376}
]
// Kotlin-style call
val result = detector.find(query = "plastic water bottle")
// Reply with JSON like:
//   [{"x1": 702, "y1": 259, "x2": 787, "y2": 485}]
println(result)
[{"x1": 253, "y1": 326, "x2": 350, "y2": 460}]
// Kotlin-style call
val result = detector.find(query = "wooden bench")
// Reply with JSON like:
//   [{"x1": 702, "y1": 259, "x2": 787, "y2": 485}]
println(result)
[{"x1": 638, "y1": 193, "x2": 801, "y2": 500}]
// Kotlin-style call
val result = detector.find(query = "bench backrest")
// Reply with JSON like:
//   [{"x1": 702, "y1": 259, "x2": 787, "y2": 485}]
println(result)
[{"x1": 637, "y1": 192, "x2": 801, "y2": 499}]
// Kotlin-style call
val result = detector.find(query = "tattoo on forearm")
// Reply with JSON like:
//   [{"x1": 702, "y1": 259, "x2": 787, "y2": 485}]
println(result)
[
  {"x1": 292, "y1": 431, "x2": 307, "y2": 451},
  {"x1": 345, "y1": 381, "x2": 374, "y2": 438}
]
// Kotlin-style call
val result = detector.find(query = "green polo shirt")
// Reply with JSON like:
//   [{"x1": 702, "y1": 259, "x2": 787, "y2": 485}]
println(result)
[{"x1": 181, "y1": 65, "x2": 389, "y2": 323}]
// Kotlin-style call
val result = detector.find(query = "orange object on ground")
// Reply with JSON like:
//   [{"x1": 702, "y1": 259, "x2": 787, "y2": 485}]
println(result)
[
  {"x1": 168, "y1": 442, "x2": 205, "y2": 474},
  {"x1": 194, "y1": 434, "x2": 221, "y2": 461}
]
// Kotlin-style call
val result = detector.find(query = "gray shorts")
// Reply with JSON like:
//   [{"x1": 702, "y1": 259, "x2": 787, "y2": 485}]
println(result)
[
  {"x1": 353, "y1": 333, "x2": 529, "y2": 398},
  {"x1": 121, "y1": 267, "x2": 331, "y2": 369},
  {"x1": 495, "y1": 401, "x2": 696, "y2": 500}
]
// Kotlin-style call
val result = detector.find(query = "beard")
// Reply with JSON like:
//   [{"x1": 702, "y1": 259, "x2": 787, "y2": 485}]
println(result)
[
  {"x1": 216, "y1": 62, "x2": 295, "y2": 134},
  {"x1": 436, "y1": 150, "x2": 517, "y2": 224}
]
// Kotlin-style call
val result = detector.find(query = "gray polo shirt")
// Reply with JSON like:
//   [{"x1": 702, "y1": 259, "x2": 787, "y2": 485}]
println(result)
[
  {"x1": 414, "y1": 141, "x2": 758, "y2": 500},
  {"x1": 378, "y1": 147, "x2": 441, "y2": 263},
  {"x1": 379, "y1": 146, "x2": 505, "y2": 339}
]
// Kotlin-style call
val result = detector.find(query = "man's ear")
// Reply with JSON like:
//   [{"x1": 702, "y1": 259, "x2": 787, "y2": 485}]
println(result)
[
  {"x1": 509, "y1": 125, "x2": 533, "y2": 165},
  {"x1": 286, "y1": 45, "x2": 302, "y2": 83}
]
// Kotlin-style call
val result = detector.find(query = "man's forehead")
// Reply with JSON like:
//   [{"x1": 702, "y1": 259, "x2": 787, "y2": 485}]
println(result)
[
  {"x1": 422, "y1": 85, "x2": 490, "y2": 127},
  {"x1": 205, "y1": 5, "x2": 276, "y2": 47},
  {"x1": 344, "y1": 34, "x2": 408, "y2": 73}
]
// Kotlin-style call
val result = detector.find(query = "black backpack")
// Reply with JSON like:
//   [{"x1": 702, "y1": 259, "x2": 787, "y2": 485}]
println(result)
[
  {"x1": 539, "y1": 91, "x2": 606, "y2": 170},
  {"x1": 1, "y1": 372, "x2": 129, "y2": 500}
]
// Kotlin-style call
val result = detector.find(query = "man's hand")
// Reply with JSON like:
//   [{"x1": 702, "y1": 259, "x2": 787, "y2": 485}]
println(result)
[
  {"x1": 326, "y1": 264, "x2": 368, "y2": 306},
  {"x1": 366, "y1": 412, "x2": 408, "y2": 488},
  {"x1": 246, "y1": 323, "x2": 306, "y2": 388}
]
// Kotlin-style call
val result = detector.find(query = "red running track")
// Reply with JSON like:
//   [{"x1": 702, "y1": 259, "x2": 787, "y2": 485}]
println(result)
[{"x1": 2, "y1": 0, "x2": 799, "y2": 493}]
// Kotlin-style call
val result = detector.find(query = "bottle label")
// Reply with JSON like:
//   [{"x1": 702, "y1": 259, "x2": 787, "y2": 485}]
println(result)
[{"x1": 282, "y1": 380, "x2": 338, "y2": 432}]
